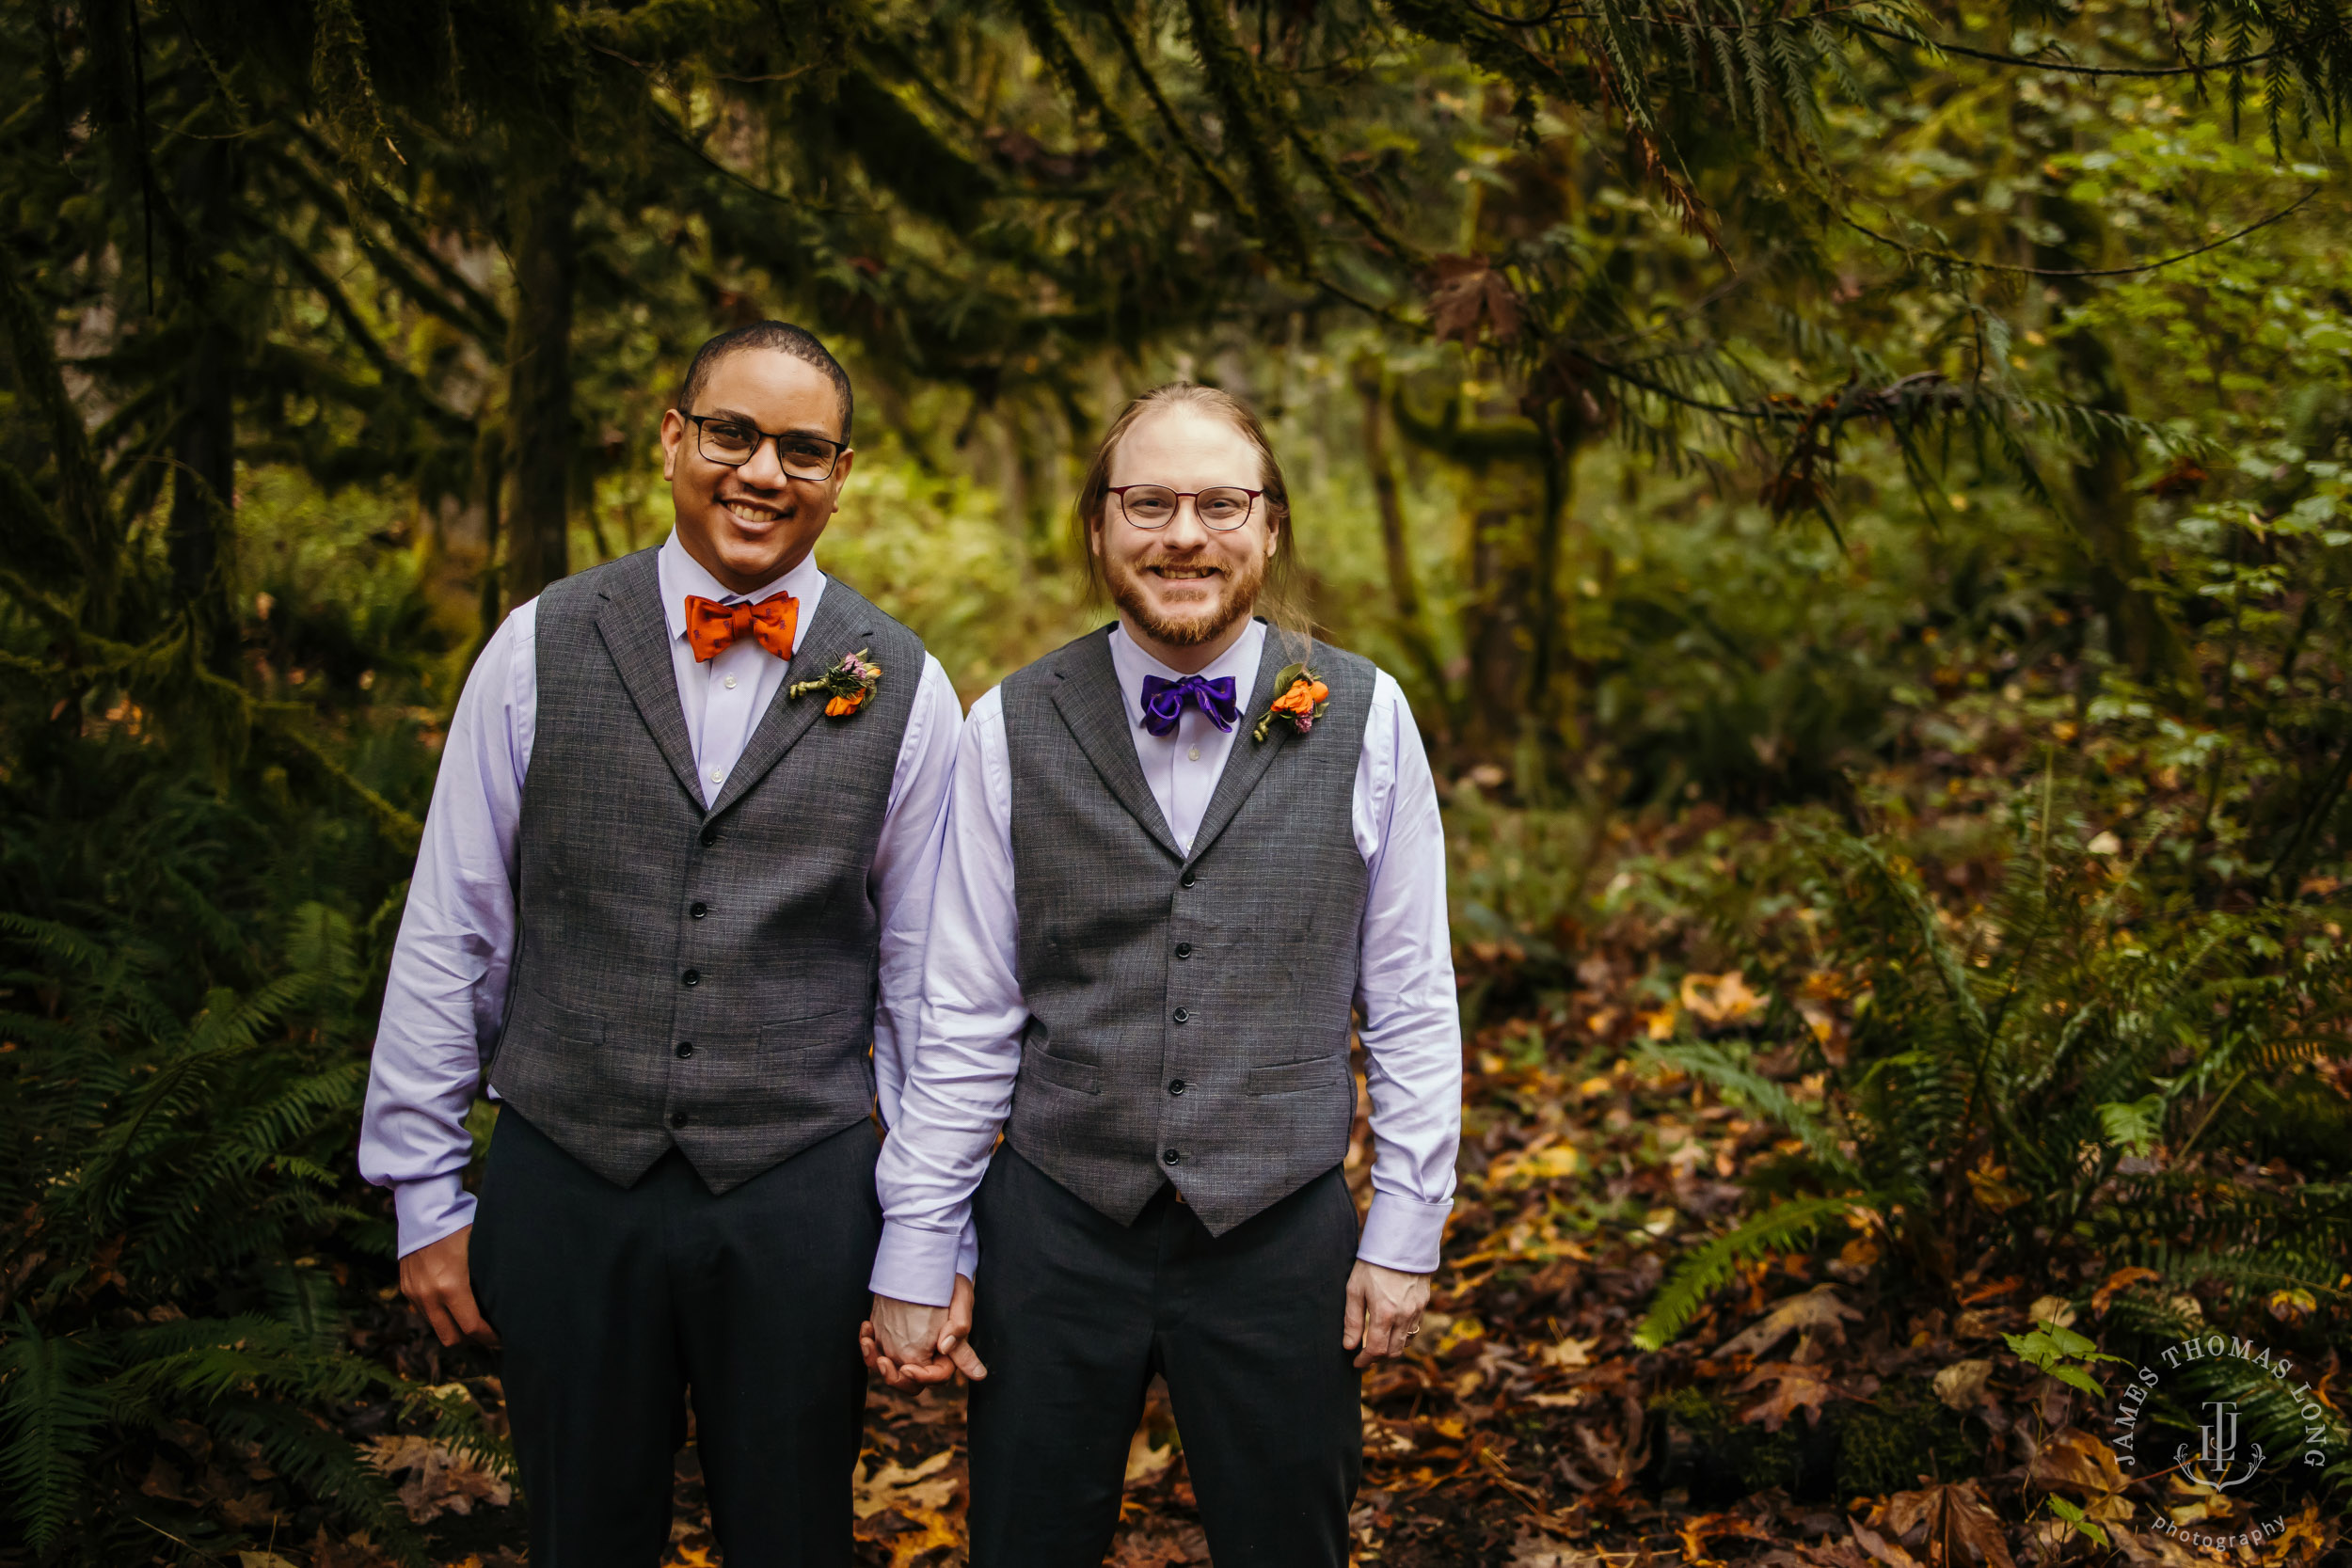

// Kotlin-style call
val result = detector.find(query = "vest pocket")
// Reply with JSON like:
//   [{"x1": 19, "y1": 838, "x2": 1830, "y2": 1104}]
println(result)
[
  {"x1": 1244, "y1": 1055, "x2": 1348, "y2": 1096},
  {"x1": 755, "y1": 1008, "x2": 862, "y2": 1050},
  {"x1": 1020, "y1": 1043, "x2": 1104, "y2": 1095}
]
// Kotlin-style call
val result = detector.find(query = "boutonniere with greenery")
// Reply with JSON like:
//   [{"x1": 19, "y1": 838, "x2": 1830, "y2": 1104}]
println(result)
[
  {"x1": 1251, "y1": 662, "x2": 1329, "y2": 742},
  {"x1": 788, "y1": 647, "x2": 882, "y2": 717}
]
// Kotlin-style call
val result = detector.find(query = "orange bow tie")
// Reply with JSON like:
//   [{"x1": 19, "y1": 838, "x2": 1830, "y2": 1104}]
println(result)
[{"x1": 683, "y1": 593, "x2": 799, "y2": 663}]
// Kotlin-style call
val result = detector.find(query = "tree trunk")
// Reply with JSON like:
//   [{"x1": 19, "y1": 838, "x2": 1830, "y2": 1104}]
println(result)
[
  {"x1": 168, "y1": 136, "x2": 235, "y2": 662},
  {"x1": 503, "y1": 146, "x2": 580, "y2": 609},
  {"x1": 1354, "y1": 360, "x2": 1450, "y2": 727}
]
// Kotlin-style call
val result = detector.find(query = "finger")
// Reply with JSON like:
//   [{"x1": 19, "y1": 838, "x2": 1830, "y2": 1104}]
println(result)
[
  {"x1": 420, "y1": 1294, "x2": 463, "y2": 1349},
  {"x1": 949, "y1": 1339, "x2": 989, "y2": 1381},
  {"x1": 449, "y1": 1283, "x2": 493, "y2": 1342},
  {"x1": 1342, "y1": 1281, "x2": 1367, "y2": 1351}
]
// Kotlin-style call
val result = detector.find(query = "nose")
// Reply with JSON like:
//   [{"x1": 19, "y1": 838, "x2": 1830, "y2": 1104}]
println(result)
[
  {"x1": 735, "y1": 436, "x2": 788, "y2": 488},
  {"x1": 1159, "y1": 495, "x2": 1211, "y2": 548}
]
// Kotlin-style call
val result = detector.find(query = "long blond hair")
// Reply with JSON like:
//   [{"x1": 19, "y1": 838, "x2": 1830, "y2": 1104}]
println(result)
[{"x1": 1071, "y1": 383, "x2": 1313, "y2": 655}]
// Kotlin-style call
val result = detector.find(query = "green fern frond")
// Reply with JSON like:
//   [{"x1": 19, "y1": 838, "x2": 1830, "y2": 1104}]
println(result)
[{"x1": 1633, "y1": 1196, "x2": 1855, "y2": 1351}]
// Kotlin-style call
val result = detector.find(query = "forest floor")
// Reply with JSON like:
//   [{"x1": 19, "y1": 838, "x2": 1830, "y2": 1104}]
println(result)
[{"x1": 350, "y1": 941, "x2": 2344, "y2": 1568}]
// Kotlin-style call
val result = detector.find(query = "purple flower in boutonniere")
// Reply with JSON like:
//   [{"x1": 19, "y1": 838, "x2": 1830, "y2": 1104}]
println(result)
[
  {"x1": 788, "y1": 647, "x2": 882, "y2": 718},
  {"x1": 1251, "y1": 662, "x2": 1329, "y2": 742}
]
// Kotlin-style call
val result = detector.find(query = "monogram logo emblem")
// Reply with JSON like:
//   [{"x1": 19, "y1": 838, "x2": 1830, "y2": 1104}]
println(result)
[{"x1": 2178, "y1": 1399, "x2": 2265, "y2": 1490}]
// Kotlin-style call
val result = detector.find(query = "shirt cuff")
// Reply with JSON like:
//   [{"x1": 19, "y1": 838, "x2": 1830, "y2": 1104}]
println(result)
[
  {"x1": 394, "y1": 1174, "x2": 479, "y2": 1259},
  {"x1": 870, "y1": 1219, "x2": 961, "y2": 1307},
  {"x1": 1357, "y1": 1189, "x2": 1452, "y2": 1275},
  {"x1": 955, "y1": 1221, "x2": 979, "y2": 1283}
]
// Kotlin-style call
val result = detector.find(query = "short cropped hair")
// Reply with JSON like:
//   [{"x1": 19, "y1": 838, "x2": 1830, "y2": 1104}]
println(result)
[{"x1": 673, "y1": 322, "x2": 854, "y2": 443}]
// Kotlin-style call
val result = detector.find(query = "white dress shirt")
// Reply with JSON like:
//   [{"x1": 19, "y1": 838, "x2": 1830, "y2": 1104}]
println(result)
[
  {"x1": 360, "y1": 531, "x2": 962, "y2": 1259},
  {"x1": 869, "y1": 618, "x2": 1462, "y2": 1307}
]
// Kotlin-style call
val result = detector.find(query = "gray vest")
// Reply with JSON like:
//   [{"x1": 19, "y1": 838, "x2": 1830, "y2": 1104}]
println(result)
[
  {"x1": 488, "y1": 546, "x2": 922, "y2": 1192},
  {"x1": 1000, "y1": 624, "x2": 1376, "y2": 1235}
]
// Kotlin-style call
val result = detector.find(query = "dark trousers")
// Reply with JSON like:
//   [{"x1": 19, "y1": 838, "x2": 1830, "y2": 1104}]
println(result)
[
  {"x1": 965, "y1": 1147, "x2": 1362, "y2": 1568},
  {"x1": 469, "y1": 1108, "x2": 881, "y2": 1568}
]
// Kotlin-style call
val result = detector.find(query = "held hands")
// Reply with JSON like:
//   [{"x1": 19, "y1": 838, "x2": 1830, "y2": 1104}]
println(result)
[
  {"x1": 399, "y1": 1225, "x2": 500, "y2": 1349},
  {"x1": 1342, "y1": 1259, "x2": 1430, "y2": 1368},
  {"x1": 862, "y1": 1275, "x2": 987, "y2": 1388}
]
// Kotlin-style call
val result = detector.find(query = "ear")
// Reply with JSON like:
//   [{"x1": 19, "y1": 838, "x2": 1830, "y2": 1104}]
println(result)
[
  {"x1": 660, "y1": 408, "x2": 686, "y2": 482},
  {"x1": 1088, "y1": 511, "x2": 1104, "y2": 559}
]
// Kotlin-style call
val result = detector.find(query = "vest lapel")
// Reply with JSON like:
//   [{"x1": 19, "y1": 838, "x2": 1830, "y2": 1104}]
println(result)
[
  {"x1": 706, "y1": 579, "x2": 869, "y2": 817},
  {"x1": 1182, "y1": 628, "x2": 1300, "y2": 866},
  {"x1": 1048, "y1": 627, "x2": 1184, "y2": 862},
  {"x1": 592, "y1": 549, "x2": 703, "y2": 806}
]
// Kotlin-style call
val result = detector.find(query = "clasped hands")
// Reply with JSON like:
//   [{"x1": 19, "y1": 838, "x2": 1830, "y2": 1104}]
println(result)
[{"x1": 859, "y1": 1259, "x2": 1431, "y2": 1387}]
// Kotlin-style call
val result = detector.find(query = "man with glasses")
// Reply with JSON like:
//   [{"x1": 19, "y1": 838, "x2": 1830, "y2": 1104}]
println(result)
[
  {"x1": 865, "y1": 383, "x2": 1460, "y2": 1566},
  {"x1": 362, "y1": 321, "x2": 963, "y2": 1565}
]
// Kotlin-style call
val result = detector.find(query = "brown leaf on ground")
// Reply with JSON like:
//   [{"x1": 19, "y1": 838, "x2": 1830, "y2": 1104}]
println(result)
[
  {"x1": 1108, "y1": 1524, "x2": 1210, "y2": 1566},
  {"x1": 1123, "y1": 1425, "x2": 1176, "y2": 1490},
  {"x1": 1737, "y1": 1360, "x2": 1836, "y2": 1431},
  {"x1": 1849, "y1": 1518, "x2": 1926, "y2": 1568},
  {"x1": 1886, "y1": 1481, "x2": 2013, "y2": 1568},
  {"x1": 1720, "y1": 1285, "x2": 1864, "y2": 1360},
  {"x1": 1680, "y1": 1511, "x2": 1772, "y2": 1561},
  {"x1": 2027, "y1": 1427, "x2": 2131, "y2": 1520},
  {"x1": 363, "y1": 1433, "x2": 512, "y2": 1523},
  {"x1": 852, "y1": 1448, "x2": 957, "y2": 1519},
  {"x1": 302, "y1": 1528, "x2": 399, "y2": 1568},
  {"x1": 2091, "y1": 1266, "x2": 2162, "y2": 1315},
  {"x1": 1931, "y1": 1358, "x2": 1993, "y2": 1412}
]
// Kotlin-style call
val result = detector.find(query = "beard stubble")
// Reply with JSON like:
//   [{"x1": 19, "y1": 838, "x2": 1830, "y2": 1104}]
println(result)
[{"x1": 1104, "y1": 547, "x2": 1269, "y2": 648}]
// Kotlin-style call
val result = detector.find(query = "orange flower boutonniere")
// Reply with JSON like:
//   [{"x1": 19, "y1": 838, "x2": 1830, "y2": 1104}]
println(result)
[
  {"x1": 1252, "y1": 662, "x2": 1329, "y2": 742},
  {"x1": 788, "y1": 647, "x2": 882, "y2": 719}
]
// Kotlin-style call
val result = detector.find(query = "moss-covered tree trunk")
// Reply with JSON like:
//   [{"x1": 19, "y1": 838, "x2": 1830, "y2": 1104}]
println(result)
[
  {"x1": 167, "y1": 137, "x2": 236, "y2": 663},
  {"x1": 503, "y1": 142, "x2": 580, "y2": 610}
]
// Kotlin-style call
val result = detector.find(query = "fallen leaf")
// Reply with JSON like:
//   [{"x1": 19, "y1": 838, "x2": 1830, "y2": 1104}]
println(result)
[
  {"x1": 363, "y1": 1434, "x2": 512, "y2": 1523},
  {"x1": 1123, "y1": 1426, "x2": 1176, "y2": 1490},
  {"x1": 1886, "y1": 1481, "x2": 2014, "y2": 1568},
  {"x1": 1681, "y1": 1512, "x2": 1772, "y2": 1561},
  {"x1": 1679, "y1": 970, "x2": 1765, "y2": 1025},
  {"x1": 1737, "y1": 1361, "x2": 1836, "y2": 1432},
  {"x1": 1931, "y1": 1358, "x2": 1993, "y2": 1412},
  {"x1": 238, "y1": 1556, "x2": 301, "y2": 1568},
  {"x1": 1849, "y1": 1518, "x2": 1925, "y2": 1568},
  {"x1": 1720, "y1": 1285, "x2": 1864, "y2": 1360},
  {"x1": 853, "y1": 1449, "x2": 957, "y2": 1520},
  {"x1": 2091, "y1": 1265, "x2": 2160, "y2": 1314}
]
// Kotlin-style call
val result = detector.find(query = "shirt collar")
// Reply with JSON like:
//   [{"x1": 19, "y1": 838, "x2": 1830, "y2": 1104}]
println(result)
[
  {"x1": 657, "y1": 531, "x2": 825, "y2": 643},
  {"x1": 1108, "y1": 617, "x2": 1267, "y2": 726}
]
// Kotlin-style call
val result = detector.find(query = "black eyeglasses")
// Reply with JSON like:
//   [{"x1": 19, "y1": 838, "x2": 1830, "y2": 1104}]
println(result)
[
  {"x1": 1106, "y1": 484, "x2": 1262, "y2": 531},
  {"x1": 681, "y1": 413, "x2": 848, "y2": 480}
]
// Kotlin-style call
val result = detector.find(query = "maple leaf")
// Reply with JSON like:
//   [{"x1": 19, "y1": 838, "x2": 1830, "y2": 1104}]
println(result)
[
  {"x1": 1736, "y1": 1360, "x2": 1836, "y2": 1431},
  {"x1": 2028, "y1": 1425, "x2": 2129, "y2": 1521},
  {"x1": 1718, "y1": 1284, "x2": 1864, "y2": 1360},
  {"x1": 1422, "y1": 255, "x2": 1521, "y2": 346},
  {"x1": 1886, "y1": 1481, "x2": 2015, "y2": 1568}
]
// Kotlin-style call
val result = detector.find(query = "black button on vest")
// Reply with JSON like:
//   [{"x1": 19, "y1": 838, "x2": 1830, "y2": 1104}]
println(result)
[
  {"x1": 1163, "y1": 1148, "x2": 1181, "y2": 1165},
  {"x1": 681, "y1": 969, "x2": 701, "y2": 988},
  {"x1": 1180, "y1": 870, "x2": 1198, "y2": 888},
  {"x1": 691, "y1": 902, "x2": 708, "y2": 919},
  {"x1": 1168, "y1": 1079, "x2": 1186, "y2": 1095},
  {"x1": 1172, "y1": 1007, "x2": 1190, "y2": 1023},
  {"x1": 699, "y1": 826, "x2": 718, "y2": 847},
  {"x1": 669, "y1": 1111, "x2": 690, "y2": 1129},
  {"x1": 675, "y1": 1041, "x2": 694, "y2": 1058},
  {"x1": 1174, "y1": 942, "x2": 1192, "y2": 958}
]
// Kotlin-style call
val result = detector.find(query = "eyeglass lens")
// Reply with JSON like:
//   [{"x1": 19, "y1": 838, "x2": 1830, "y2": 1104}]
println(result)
[
  {"x1": 696, "y1": 420, "x2": 839, "y2": 479},
  {"x1": 1119, "y1": 486, "x2": 1254, "y2": 530}
]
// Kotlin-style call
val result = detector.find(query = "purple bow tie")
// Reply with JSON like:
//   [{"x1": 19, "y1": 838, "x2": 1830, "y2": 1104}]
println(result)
[{"x1": 1139, "y1": 673, "x2": 1239, "y2": 737}]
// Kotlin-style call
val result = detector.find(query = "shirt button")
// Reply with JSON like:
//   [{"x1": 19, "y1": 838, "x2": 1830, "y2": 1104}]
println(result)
[
  {"x1": 1180, "y1": 871, "x2": 1198, "y2": 889},
  {"x1": 1168, "y1": 1079, "x2": 1186, "y2": 1096},
  {"x1": 691, "y1": 902, "x2": 708, "y2": 919},
  {"x1": 670, "y1": 1111, "x2": 690, "y2": 1129},
  {"x1": 675, "y1": 1041, "x2": 695, "y2": 1058},
  {"x1": 1187, "y1": 745, "x2": 1200, "y2": 761},
  {"x1": 1172, "y1": 1006, "x2": 1190, "y2": 1023},
  {"x1": 709, "y1": 768, "x2": 724, "y2": 784},
  {"x1": 1163, "y1": 1148, "x2": 1181, "y2": 1165},
  {"x1": 699, "y1": 827, "x2": 718, "y2": 847},
  {"x1": 681, "y1": 969, "x2": 701, "y2": 988},
  {"x1": 723, "y1": 675, "x2": 738, "y2": 689},
  {"x1": 1174, "y1": 942, "x2": 1192, "y2": 959}
]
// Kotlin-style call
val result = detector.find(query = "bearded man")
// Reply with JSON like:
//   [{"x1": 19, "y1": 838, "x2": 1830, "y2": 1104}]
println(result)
[
  {"x1": 361, "y1": 323, "x2": 963, "y2": 1566},
  {"x1": 864, "y1": 383, "x2": 1461, "y2": 1566}
]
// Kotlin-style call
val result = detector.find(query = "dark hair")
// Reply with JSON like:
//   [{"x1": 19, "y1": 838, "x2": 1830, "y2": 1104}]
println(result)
[
  {"x1": 1071, "y1": 383, "x2": 1311, "y2": 645},
  {"x1": 673, "y1": 321, "x2": 854, "y2": 443}
]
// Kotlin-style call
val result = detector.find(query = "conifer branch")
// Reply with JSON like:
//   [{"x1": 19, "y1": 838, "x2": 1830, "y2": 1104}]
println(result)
[
  {"x1": 1177, "y1": 0, "x2": 1313, "y2": 267},
  {"x1": 1086, "y1": 0, "x2": 1253, "y2": 222},
  {"x1": 1009, "y1": 0, "x2": 1154, "y2": 165}
]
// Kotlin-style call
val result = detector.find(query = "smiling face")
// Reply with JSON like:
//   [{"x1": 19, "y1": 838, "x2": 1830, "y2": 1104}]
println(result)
[
  {"x1": 1091, "y1": 404, "x2": 1280, "y2": 672},
  {"x1": 660, "y1": 349, "x2": 855, "y2": 594}
]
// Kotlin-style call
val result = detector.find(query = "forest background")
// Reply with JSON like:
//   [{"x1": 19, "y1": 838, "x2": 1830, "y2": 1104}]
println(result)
[{"x1": 2, "y1": 0, "x2": 2349, "y2": 1564}]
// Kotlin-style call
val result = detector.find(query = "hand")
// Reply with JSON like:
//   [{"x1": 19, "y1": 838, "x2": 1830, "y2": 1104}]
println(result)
[
  {"x1": 861, "y1": 1274, "x2": 987, "y2": 1388},
  {"x1": 399, "y1": 1226, "x2": 499, "y2": 1349},
  {"x1": 1342, "y1": 1259, "x2": 1430, "y2": 1368}
]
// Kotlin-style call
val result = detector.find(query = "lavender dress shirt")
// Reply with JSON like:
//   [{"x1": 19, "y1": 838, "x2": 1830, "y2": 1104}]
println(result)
[
  {"x1": 869, "y1": 619, "x2": 1462, "y2": 1307},
  {"x1": 359, "y1": 532, "x2": 962, "y2": 1259}
]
